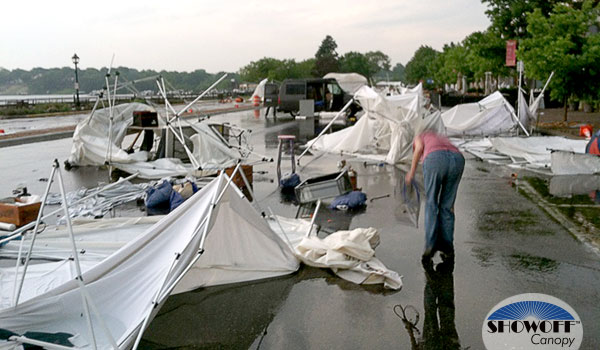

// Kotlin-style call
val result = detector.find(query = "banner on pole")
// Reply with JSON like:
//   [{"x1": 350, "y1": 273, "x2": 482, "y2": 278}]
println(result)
[{"x1": 506, "y1": 40, "x2": 517, "y2": 67}]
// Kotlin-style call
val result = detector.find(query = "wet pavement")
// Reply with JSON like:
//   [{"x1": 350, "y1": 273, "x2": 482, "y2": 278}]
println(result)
[{"x1": 1, "y1": 109, "x2": 599, "y2": 349}]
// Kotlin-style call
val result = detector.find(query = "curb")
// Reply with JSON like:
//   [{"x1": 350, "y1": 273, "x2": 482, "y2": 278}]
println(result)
[
  {"x1": 518, "y1": 181, "x2": 600, "y2": 258},
  {"x1": 0, "y1": 131, "x2": 74, "y2": 148}
]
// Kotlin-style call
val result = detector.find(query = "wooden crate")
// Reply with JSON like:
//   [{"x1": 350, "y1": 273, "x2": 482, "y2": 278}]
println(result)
[{"x1": 0, "y1": 197, "x2": 41, "y2": 227}]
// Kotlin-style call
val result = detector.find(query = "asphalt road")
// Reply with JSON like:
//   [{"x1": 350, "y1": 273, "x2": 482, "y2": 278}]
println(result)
[{"x1": 1, "y1": 109, "x2": 599, "y2": 349}]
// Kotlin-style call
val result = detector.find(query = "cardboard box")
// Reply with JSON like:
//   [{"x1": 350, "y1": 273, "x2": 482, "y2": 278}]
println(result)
[
  {"x1": 222, "y1": 165, "x2": 253, "y2": 200},
  {"x1": 0, "y1": 197, "x2": 41, "y2": 227}
]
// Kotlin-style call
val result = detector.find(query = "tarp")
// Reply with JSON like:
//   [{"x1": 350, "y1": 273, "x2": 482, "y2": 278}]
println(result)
[
  {"x1": 551, "y1": 150, "x2": 600, "y2": 175},
  {"x1": 307, "y1": 85, "x2": 444, "y2": 164},
  {"x1": 441, "y1": 91, "x2": 519, "y2": 136},
  {"x1": 0, "y1": 174, "x2": 227, "y2": 349},
  {"x1": 323, "y1": 73, "x2": 368, "y2": 95},
  {"x1": 289, "y1": 227, "x2": 402, "y2": 290}
]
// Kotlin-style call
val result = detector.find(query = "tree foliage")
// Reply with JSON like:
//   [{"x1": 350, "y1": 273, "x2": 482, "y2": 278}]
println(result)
[
  {"x1": 391, "y1": 63, "x2": 405, "y2": 82},
  {"x1": 463, "y1": 30, "x2": 509, "y2": 79},
  {"x1": 238, "y1": 57, "x2": 315, "y2": 82},
  {"x1": 520, "y1": 0, "x2": 600, "y2": 104},
  {"x1": 0, "y1": 66, "x2": 236, "y2": 94},
  {"x1": 339, "y1": 50, "x2": 390, "y2": 80},
  {"x1": 481, "y1": 0, "x2": 562, "y2": 39},
  {"x1": 312, "y1": 35, "x2": 340, "y2": 77},
  {"x1": 404, "y1": 45, "x2": 440, "y2": 86}
]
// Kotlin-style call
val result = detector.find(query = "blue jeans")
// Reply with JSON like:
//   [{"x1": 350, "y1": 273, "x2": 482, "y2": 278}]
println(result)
[{"x1": 422, "y1": 151, "x2": 464, "y2": 257}]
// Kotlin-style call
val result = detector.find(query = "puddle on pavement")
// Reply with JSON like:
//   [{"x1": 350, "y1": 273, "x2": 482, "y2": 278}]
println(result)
[
  {"x1": 521, "y1": 176, "x2": 600, "y2": 231},
  {"x1": 471, "y1": 246, "x2": 495, "y2": 267},
  {"x1": 477, "y1": 208, "x2": 550, "y2": 235},
  {"x1": 507, "y1": 253, "x2": 559, "y2": 273}
]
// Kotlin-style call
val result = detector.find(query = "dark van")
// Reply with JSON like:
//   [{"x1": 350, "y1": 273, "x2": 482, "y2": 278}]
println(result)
[
  {"x1": 277, "y1": 78, "x2": 357, "y2": 117},
  {"x1": 264, "y1": 83, "x2": 279, "y2": 108}
]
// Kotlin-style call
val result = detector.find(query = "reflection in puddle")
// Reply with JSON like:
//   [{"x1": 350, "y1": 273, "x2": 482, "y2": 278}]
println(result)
[
  {"x1": 394, "y1": 261, "x2": 461, "y2": 349},
  {"x1": 476, "y1": 208, "x2": 550, "y2": 236},
  {"x1": 508, "y1": 253, "x2": 559, "y2": 273},
  {"x1": 471, "y1": 246, "x2": 494, "y2": 267}
]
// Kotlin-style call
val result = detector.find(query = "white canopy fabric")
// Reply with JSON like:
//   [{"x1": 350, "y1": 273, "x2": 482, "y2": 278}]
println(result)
[
  {"x1": 549, "y1": 175, "x2": 600, "y2": 197},
  {"x1": 68, "y1": 103, "x2": 243, "y2": 178},
  {"x1": 490, "y1": 136, "x2": 587, "y2": 169},
  {"x1": 250, "y1": 78, "x2": 268, "y2": 101},
  {"x1": 441, "y1": 91, "x2": 519, "y2": 136},
  {"x1": 551, "y1": 151, "x2": 600, "y2": 175},
  {"x1": 69, "y1": 102, "x2": 157, "y2": 166},
  {"x1": 323, "y1": 73, "x2": 368, "y2": 95},
  {"x1": 0, "y1": 175, "x2": 226, "y2": 349},
  {"x1": 307, "y1": 85, "x2": 444, "y2": 164},
  {"x1": 189, "y1": 123, "x2": 242, "y2": 170}
]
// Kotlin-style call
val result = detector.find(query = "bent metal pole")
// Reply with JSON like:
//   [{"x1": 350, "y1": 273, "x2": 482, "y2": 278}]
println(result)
[{"x1": 297, "y1": 98, "x2": 354, "y2": 164}]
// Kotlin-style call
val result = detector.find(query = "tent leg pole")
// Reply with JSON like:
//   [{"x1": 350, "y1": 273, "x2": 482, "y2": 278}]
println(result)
[
  {"x1": 268, "y1": 207, "x2": 294, "y2": 250},
  {"x1": 297, "y1": 98, "x2": 354, "y2": 164},
  {"x1": 132, "y1": 253, "x2": 181, "y2": 350},
  {"x1": 13, "y1": 163, "x2": 57, "y2": 307},
  {"x1": 56, "y1": 160, "x2": 99, "y2": 350},
  {"x1": 76, "y1": 278, "x2": 119, "y2": 349},
  {"x1": 306, "y1": 200, "x2": 321, "y2": 237}
]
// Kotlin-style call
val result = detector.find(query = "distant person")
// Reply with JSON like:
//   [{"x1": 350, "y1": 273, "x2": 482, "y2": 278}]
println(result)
[
  {"x1": 585, "y1": 129, "x2": 600, "y2": 155},
  {"x1": 406, "y1": 129, "x2": 464, "y2": 269},
  {"x1": 265, "y1": 104, "x2": 277, "y2": 117},
  {"x1": 325, "y1": 91, "x2": 333, "y2": 111}
]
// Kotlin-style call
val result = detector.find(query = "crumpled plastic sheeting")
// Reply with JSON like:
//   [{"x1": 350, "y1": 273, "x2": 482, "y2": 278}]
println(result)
[
  {"x1": 549, "y1": 175, "x2": 600, "y2": 197},
  {"x1": 45, "y1": 180, "x2": 152, "y2": 222},
  {"x1": 293, "y1": 227, "x2": 402, "y2": 290},
  {"x1": 551, "y1": 150, "x2": 600, "y2": 175}
]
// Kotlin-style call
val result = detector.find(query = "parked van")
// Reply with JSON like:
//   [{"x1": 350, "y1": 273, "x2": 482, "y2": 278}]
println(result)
[{"x1": 277, "y1": 78, "x2": 358, "y2": 117}]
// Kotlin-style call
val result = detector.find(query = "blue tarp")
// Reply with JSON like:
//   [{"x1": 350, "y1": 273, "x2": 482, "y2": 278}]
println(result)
[{"x1": 329, "y1": 191, "x2": 367, "y2": 210}]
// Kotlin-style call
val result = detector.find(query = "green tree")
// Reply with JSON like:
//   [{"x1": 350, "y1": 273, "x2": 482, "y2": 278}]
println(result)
[
  {"x1": 312, "y1": 35, "x2": 339, "y2": 77},
  {"x1": 430, "y1": 43, "x2": 467, "y2": 88},
  {"x1": 481, "y1": 0, "x2": 562, "y2": 39},
  {"x1": 239, "y1": 57, "x2": 315, "y2": 82},
  {"x1": 464, "y1": 30, "x2": 509, "y2": 80},
  {"x1": 391, "y1": 63, "x2": 405, "y2": 82},
  {"x1": 339, "y1": 51, "x2": 370, "y2": 77},
  {"x1": 520, "y1": 0, "x2": 600, "y2": 120},
  {"x1": 404, "y1": 45, "x2": 440, "y2": 87}
]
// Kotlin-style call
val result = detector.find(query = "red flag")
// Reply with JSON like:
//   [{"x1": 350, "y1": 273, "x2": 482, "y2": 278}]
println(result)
[{"x1": 506, "y1": 40, "x2": 517, "y2": 67}]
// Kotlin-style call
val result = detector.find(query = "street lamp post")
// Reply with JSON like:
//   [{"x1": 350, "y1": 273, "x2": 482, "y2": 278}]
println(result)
[{"x1": 72, "y1": 53, "x2": 80, "y2": 108}]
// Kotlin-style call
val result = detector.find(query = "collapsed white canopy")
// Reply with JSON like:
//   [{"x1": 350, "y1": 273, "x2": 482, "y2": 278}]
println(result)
[
  {"x1": 307, "y1": 85, "x2": 444, "y2": 164},
  {"x1": 0, "y1": 174, "x2": 227, "y2": 349},
  {"x1": 490, "y1": 136, "x2": 587, "y2": 169},
  {"x1": 67, "y1": 103, "x2": 243, "y2": 178},
  {"x1": 323, "y1": 73, "x2": 368, "y2": 95},
  {"x1": 69, "y1": 102, "x2": 158, "y2": 166},
  {"x1": 441, "y1": 91, "x2": 519, "y2": 136}
]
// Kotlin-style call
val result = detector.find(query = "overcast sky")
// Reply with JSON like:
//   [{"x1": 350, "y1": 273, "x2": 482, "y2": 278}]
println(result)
[{"x1": 1, "y1": 0, "x2": 491, "y2": 73}]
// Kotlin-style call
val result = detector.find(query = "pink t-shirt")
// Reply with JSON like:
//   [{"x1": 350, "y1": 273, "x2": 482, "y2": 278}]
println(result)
[{"x1": 416, "y1": 131, "x2": 460, "y2": 162}]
